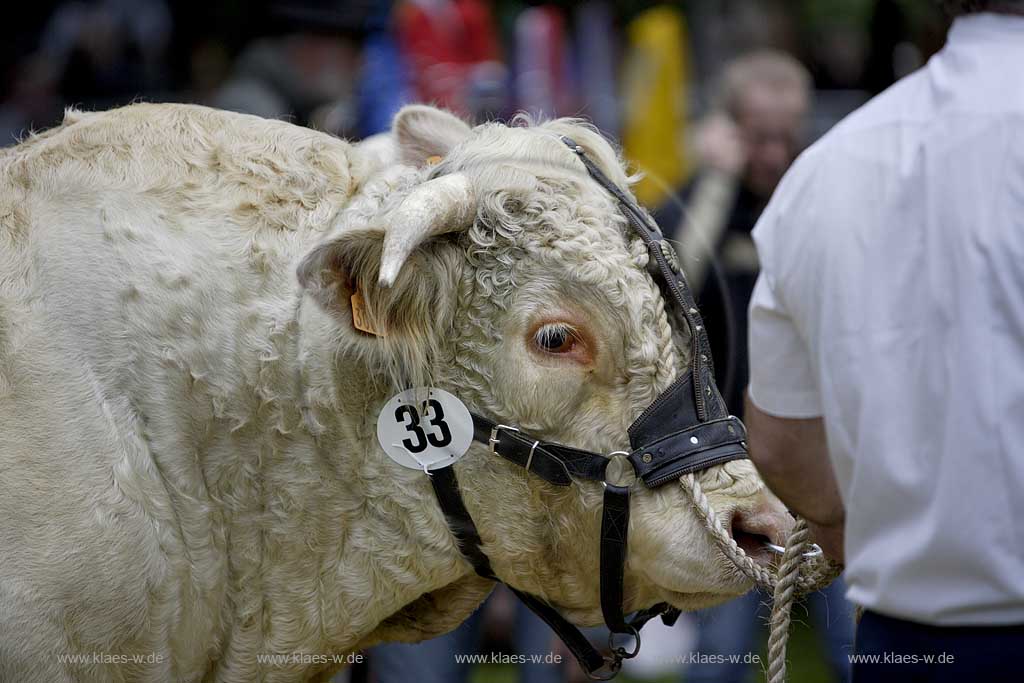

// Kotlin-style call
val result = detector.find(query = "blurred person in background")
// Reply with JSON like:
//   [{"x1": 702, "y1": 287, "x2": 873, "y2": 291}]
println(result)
[
  {"x1": 0, "y1": 0, "x2": 172, "y2": 144},
  {"x1": 654, "y1": 51, "x2": 855, "y2": 683},
  {"x1": 745, "y1": 1, "x2": 1024, "y2": 681},
  {"x1": 655, "y1": 50, "x2": 813, "y2": 417}
]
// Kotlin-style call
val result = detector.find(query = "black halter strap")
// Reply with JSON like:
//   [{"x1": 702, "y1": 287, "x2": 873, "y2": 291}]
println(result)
[
  {"x1": 428, "y1": 463, "x2": 674, "y2": 679},
  {"x1": 420, "y1": 135, "x2": 747, "y2": 679}
]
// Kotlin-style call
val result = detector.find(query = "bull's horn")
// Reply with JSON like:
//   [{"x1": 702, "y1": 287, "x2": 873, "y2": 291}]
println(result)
[{"x1": 378, "y1": 173, "x2": 476, "y2": 287}]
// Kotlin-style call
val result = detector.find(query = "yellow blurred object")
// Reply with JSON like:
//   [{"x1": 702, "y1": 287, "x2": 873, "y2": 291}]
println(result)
[{"x1": 621, "y1": 5, "x2": 691, "y2": 207}]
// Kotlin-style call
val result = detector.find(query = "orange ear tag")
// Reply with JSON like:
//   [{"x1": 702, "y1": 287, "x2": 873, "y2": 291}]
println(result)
[
  {"x1": 426, "y1": 155, "x2": 443, "y2": 165},
  {"x1": 350, "y1": 288, "x2": 381, "y2": 337}
]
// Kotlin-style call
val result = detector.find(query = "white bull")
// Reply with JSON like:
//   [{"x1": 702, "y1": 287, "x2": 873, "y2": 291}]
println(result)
[{"x1": 0, "y1": 103, "x2": 790, "y2": 682}]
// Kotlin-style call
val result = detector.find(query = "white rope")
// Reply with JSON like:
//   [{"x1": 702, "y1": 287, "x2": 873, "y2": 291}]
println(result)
[{"x1": 679, "y1": 474, "x2": 843, "y2": 683}]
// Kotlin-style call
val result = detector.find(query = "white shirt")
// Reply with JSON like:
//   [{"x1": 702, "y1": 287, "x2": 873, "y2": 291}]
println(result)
[{"x1": 747, "y1": 13, "x2": 1024, "y2": 626}]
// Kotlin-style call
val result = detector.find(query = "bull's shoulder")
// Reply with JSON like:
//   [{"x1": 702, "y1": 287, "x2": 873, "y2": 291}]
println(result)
[{"x1": 3, "y1": 103, "x2": 372, "y2": 233}]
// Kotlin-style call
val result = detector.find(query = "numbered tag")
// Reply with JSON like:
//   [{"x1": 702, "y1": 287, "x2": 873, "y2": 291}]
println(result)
[{"x1": 376, "y1": 388, "x2": 474, "y2": 472}]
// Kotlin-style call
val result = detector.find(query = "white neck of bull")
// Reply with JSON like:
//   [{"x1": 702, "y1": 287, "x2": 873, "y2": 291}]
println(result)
[{"x1": 134, "y1": 290, "x2": 492, "y2": 667}]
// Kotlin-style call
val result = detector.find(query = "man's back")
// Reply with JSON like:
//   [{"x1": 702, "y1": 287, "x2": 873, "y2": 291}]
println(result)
[{"x1": 748, "y1": 13, "x2": 1024, "y2": 625}]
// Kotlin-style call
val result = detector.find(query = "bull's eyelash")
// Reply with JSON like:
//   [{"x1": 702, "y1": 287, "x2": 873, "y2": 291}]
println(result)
[{"x1": 534, "y1": 322, "x2": 582, "y2": 349}]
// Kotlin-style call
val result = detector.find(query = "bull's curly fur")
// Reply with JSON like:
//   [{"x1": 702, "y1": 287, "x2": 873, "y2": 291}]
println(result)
[{"x1": 0, "y1": 103, "x2": 777, "y2": 682}]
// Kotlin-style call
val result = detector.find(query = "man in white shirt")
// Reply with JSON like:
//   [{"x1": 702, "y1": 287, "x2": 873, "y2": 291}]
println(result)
[{"x1": 745, "y1": 2, "x2": 1024, "y2": 680}]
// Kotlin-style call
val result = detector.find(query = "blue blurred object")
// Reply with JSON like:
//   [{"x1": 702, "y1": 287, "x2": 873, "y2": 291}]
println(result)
[
  {"x1": 357, "y1": 31, "x2": 412, "y2": 138},
  {"x1": 575, "y1": 1, "x2": 619, "y2": 137}
]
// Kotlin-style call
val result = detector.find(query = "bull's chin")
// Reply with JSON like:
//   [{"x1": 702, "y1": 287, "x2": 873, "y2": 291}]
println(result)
[
  {"x1": 662, "y1": 586, "x2": 753, "y2": 612},
  {"x1": 642, "y1": 559, "x2": 761, "y2": 613},
  {"x1": 553, "y1": 582, "x2": 756, "y2": 627}
]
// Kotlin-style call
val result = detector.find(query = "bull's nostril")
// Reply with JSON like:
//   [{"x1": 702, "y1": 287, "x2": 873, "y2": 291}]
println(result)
[
  {"x1": 729, "y1": 508, "x2": 783, "y2": 558},
  {"x1": 725, "y1": 497, "x2": 795, "y2": 562},
  {"x1": 733, "y1": 528, "x2": 770, "y2": 552}
]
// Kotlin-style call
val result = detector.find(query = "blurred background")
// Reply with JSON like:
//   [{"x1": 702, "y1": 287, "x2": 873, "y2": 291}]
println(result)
[
  {"x1": 1, "y1": 0, "x2": 950, "y2": 207},
  {"x1": 0, "y1": 2, "x2": 957, "y2": 683}
]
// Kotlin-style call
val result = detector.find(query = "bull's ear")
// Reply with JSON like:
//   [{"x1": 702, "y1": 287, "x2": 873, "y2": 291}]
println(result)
[
  {"x1": 296, "y1": 225, "x2": 461, "y2": 341},
  {"x1": 393, "y1": 105, "x2": 472, "y2": 167},
  {"x1": 297, "y1": 171, "x2": 476, "y2": 337}
]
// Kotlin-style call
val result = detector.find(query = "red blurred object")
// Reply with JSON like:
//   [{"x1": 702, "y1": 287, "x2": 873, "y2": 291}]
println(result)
[{"x1": 394, "y1": 0, "x2": 502, "y2": 116}]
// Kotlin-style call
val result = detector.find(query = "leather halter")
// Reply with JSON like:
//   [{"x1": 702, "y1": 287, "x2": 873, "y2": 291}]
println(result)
[{"x1": 425, "y1": 136, "x2": 749, "y2": 679}]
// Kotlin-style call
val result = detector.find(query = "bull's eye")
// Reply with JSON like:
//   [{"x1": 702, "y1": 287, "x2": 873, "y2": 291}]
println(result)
[{"x1": 534, "y1": 323, "x2": 579, "y2": 354}]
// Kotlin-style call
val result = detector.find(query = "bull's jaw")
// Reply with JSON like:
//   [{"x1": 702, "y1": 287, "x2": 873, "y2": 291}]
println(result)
[
  {"x1": 357, "y1": 576, "x2": 495, "y2": 649},
  {"x1": 635, "y1": 558, "x2": 755, "y2": 612},
  {"x1": 663, "y1": 588, "x2": 756, "y2": 613},
  {"x1": 527, "y1": 577, "x2": 753, "y2": 630}
]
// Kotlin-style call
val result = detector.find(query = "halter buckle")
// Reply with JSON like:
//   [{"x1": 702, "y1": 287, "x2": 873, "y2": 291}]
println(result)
[{"x1": 489, "y1": 424, "x2": 520, "y2": 455}]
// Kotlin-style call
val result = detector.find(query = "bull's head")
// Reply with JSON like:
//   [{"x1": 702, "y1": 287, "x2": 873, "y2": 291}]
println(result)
[{"x1": 297, "y1": 105, "x2": 791, "y2": 626}]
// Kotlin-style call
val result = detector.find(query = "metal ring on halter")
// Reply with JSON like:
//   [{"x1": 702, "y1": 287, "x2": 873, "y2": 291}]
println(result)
[
  {"x1": 764, "y1": 542, "x2": 824, "y2": 559},
  {"x1": 607, "y1": 626, "x2": 641, "y2": 659},
  {"x1": 602, "y1": 451, "x2": 635, "y2": 489}
]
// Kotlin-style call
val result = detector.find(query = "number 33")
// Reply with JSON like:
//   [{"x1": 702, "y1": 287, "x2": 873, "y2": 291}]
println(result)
[{"x1": 394, "y1": 399, "x2": 453, "y2": 454}]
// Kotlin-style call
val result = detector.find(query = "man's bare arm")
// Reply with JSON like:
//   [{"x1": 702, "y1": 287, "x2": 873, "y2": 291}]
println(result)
[{"x1": 744, "y1": 392, "x2": 845, "y2": 560}]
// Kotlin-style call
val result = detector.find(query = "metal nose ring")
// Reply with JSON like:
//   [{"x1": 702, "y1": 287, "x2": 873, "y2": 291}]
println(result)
[{"x1": 764, "y1": 542, "x2": 823, "y2": 559}]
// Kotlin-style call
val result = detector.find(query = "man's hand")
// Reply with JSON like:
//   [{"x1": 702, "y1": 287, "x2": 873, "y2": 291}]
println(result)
[
  {"x1": 744, "y1": 392, "x2": 846, "y2": 563},
  {"x1": 807, "y1": 520, "x2": 845, "y2": 565},
  {"x1": 694, "y1": 113, "x2": 747, "y2": 177}
]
